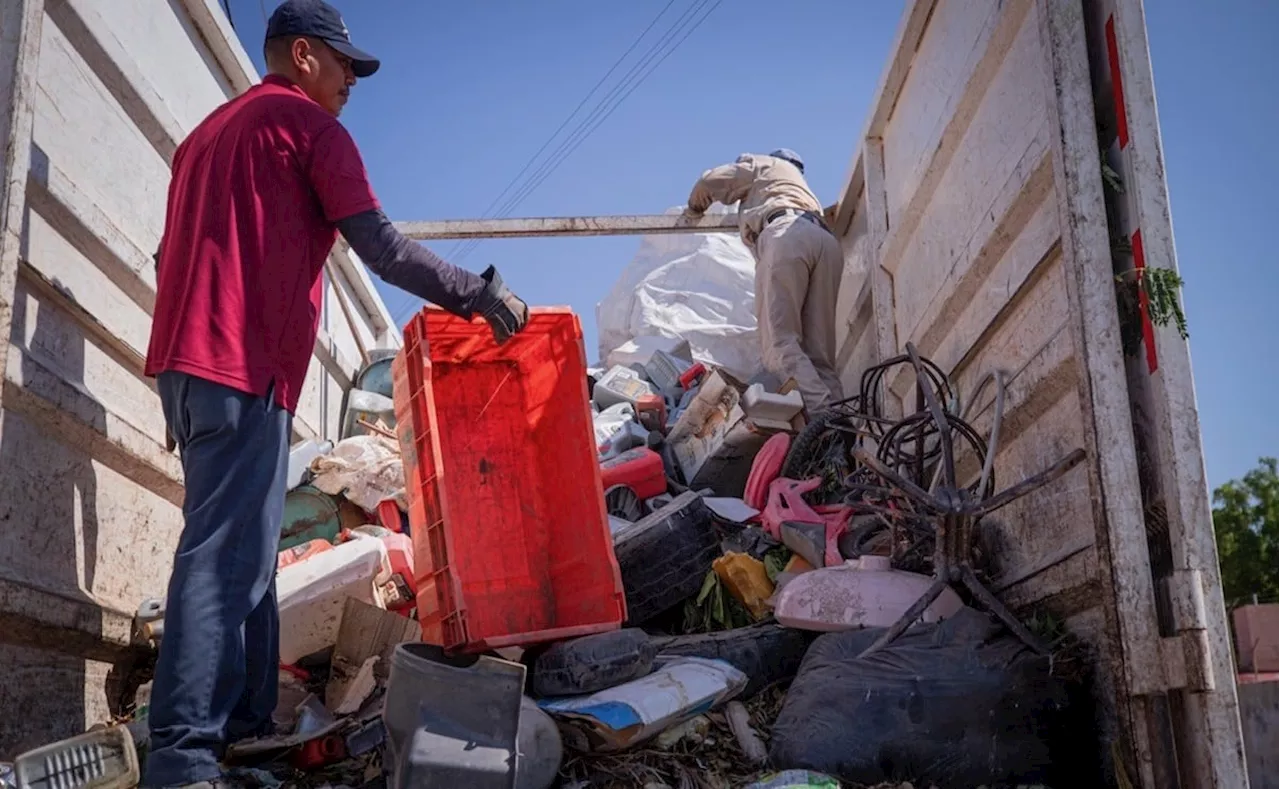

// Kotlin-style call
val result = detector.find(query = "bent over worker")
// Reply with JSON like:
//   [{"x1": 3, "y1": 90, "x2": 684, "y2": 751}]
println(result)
[
  {"x1": 686, "y1": 149, "x2": 843, "y2": 411},
  {"x1": 142, "y1": 2, "x2": 529, "y2": 786}
]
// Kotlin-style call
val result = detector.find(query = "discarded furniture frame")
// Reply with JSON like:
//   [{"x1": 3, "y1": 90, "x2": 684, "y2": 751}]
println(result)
[{"x1": 851, "y1": 343, "x2": 1087, "y2": 658}]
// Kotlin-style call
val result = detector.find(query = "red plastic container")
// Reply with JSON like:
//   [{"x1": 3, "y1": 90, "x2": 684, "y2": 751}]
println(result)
[
  {"x1": 276, "y1": 538, "x2": 333, "y2": 570},
  {"x1": 600, "y1": 447, "x2": 668, "y2": 500},
  {"x1": 393, "y1": 307, "x2": 627, "y2": 653},
  {"x1": 376, "y1": 499, "x2": 404, "y2": 533}
]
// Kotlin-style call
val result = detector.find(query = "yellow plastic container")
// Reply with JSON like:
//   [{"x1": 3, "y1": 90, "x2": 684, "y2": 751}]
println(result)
[
  {"x1": 713, "y1": 552, "x2": 776, "y2": 620},
  {"x1": 784, "y1": 555, "x2": 815, "y2": 575}
]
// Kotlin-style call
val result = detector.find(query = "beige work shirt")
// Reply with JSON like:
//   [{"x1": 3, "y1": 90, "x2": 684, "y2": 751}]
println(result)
[{"x1": 687, "y1": 154, "x2": 823, "y2": 252}]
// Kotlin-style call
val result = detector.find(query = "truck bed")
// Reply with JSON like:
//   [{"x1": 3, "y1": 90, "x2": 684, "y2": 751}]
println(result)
[{"x1": 828, "y1": 1, "x2": 1246, "y2": 787}]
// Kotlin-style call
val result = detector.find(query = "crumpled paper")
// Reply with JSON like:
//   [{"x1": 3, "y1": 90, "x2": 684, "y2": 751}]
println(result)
[{"x1": 309, "y1": 435, "x2": 407, "y2": 513}]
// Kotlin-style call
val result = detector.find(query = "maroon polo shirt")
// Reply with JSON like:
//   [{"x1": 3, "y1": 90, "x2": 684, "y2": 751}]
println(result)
[{"x1": 145, "y1": 74, "x2": 378, "y2": 413}]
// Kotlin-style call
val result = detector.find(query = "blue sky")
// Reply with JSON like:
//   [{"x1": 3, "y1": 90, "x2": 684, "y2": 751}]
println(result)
[{"x1": 225, "y1": 0, "x2": 1276, "y2": 490}]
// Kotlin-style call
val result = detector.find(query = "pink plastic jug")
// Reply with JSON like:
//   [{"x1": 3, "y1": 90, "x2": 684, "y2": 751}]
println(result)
[{"x1": 772, "y1": 555, "x2": 963, "y2": 632}]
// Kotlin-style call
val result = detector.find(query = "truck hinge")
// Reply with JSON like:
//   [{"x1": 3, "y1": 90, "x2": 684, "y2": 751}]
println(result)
[{"x1": 1155, "y1": 568, "x2": 1215, "y2": 693}]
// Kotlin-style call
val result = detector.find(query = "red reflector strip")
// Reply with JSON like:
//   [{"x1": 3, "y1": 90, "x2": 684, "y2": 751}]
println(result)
[{"x1": 1106, "y1": 16, "x2": 1129, "y2": 149}]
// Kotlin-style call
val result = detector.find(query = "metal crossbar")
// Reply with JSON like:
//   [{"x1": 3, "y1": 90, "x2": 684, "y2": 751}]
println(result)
[{"x1": 393, "y1": 213, "x2": 739, "y2": 241}]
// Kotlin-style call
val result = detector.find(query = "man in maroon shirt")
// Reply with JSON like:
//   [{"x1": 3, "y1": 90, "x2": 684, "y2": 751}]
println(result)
[{"x1": 142, "y1": 2, "x2": 528, "y2": 786}]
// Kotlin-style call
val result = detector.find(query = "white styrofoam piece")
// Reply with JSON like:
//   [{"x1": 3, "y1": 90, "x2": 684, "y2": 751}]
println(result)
[
  {"x1": 742, "y1": 384, "x2": 805, "y2": 422},
  {"x1": 277, "y1": 535, "x2": 392, "y2": 664}
]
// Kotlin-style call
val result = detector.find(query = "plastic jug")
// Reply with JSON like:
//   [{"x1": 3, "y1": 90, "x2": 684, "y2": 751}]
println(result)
[
  {"x1": 382, "y1": 643, "x2": 526, "y2": 789},
  {"x1": 277, "y1": 535, "x2": 391, "y2": 663},
  {"x1": 643, "y1": 350, "x2": 693, "y2": 402},
  {"x1": 599, "y1": 447, "x2": 667, "y2": 500},
  {"x1": 713, "y1": 552, "x2": 775, "y2": 620},
  {"x1": 772, "y1": 555, "x2": 964, "y2": 632},
  {"x1": 597, "y1": 416, "x2": 654, "y2": 461},
  {"x1": 592, "y1": 365, "x2": 658, "y2": 410}
]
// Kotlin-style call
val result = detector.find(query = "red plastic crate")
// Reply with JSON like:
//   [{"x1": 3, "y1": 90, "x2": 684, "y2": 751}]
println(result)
[{"x1": 392, "y1": 307, "x2": 627, "y2": 653}]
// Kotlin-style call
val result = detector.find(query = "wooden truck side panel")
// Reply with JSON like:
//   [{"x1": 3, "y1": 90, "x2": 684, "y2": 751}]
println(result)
[{"x1": 831, "y1": 1, "x2": 1246, "y2": 787}]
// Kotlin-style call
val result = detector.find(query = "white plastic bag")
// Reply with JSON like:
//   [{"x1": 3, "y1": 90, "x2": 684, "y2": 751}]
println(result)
[
  {"x1": 309, "y1": 435, "x2": 406, "y2": 513},
  {"x1": 596, "y1": 205, "x2": 762, "y2": 381}
]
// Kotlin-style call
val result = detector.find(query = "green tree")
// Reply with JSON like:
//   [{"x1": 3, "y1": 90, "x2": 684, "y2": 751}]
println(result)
[{"x1": 1212, "y1": 457, "x2": 1278, "y2": 608}]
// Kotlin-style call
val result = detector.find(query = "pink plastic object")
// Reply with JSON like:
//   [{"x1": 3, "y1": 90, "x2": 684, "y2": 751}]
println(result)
[
  {"x1": 376, "y1": 499, "x2": 404, "y2": 533},
  {"x1": 382, "y1": 530, "x2": 417, "y2": 614},
  {"x1": 760, "y1": 477, "x2": 852, "y2": 566},
  {"x1": 773, "y1": 555, "x2": 965, "y2": 632},
  {"x1": 382, "y1": 531, "x2": 415, "y2": 578},
  {"x1": 744, "y1": 432, "x2": 791, "y2": 511},
  {"x1": 350, "y1": 525, "x2": 416, "y2": 614},
  {"x1": 813, "y1": 504, "x2": 854, "y2": 568}
]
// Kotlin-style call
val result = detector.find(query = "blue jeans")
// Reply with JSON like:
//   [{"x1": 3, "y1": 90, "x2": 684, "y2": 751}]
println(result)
[{"x1": 144, "y1": 372, "x2": 291, "y2": 787}]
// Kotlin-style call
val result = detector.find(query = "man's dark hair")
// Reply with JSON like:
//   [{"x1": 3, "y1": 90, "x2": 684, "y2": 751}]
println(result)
[{"x1": 263, "y1": 36, "x2": 294, "y2": 70}]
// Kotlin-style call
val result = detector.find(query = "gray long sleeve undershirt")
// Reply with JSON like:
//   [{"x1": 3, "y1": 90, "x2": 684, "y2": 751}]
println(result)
[{"x1": 337, "y1": 209, "x2": 486, "y2": 318}]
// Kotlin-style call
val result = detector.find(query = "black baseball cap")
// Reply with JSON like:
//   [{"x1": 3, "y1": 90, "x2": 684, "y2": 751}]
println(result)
[{"x1": 266, "y1": 0, "x2": 380, "y2": 78}]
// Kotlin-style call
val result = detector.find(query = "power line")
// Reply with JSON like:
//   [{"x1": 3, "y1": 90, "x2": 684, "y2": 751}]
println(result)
[
  {"x1": 448, "y1": 0, "x2": 722, "y2": 267},
  {"x1": 439, "y1": 0, "x2": 679, "y2": 263},
  {"x1": 445, "y1": 0, "x2": 719, "y2": 268},
  {"x1": 391, "y1": 2, "x2": 685, "y2": 325},
  {"x1": 391, "y1": 0, "x2": 720, "y2": 326}
]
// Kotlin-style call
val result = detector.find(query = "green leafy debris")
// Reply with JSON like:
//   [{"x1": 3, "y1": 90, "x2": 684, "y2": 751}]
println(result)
[
  {"x1": 762, "y1": 547, "x2": 791, "y2": 582},
  {"x1": 1114, "y1": 266, "x2": 1190, "y2": 357},
  {"x1": 1101, "y1": 161, "x2": 1125, "y2": 194}
]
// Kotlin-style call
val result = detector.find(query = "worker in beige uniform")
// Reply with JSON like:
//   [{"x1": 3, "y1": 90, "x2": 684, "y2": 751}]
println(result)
[{"x1": 685, "y1": 149, "x2": 844, "y2": 411}]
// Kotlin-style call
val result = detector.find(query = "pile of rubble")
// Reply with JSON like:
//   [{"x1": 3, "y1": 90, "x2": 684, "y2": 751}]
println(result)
[{"x1": 1, "y1": 335, "x2": 1101, "y2": 789}]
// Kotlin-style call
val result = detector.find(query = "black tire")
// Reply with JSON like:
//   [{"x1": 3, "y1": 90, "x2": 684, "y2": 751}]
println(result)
[
  {"x1": 648, "y1": 623, "x2": 815, "y2": 698},
  {"x1": 836, "y1": 515, "x2": 891, "y2": 560},
  {"x1": 613, "y1": 491, "x2": 720, "y2": 626},
  {"x1": 780, "y1": 410, "x2": 845, "y2": 481},
  {"x1": 528, "y1": 628, "x2": 656, "y2": 697}
]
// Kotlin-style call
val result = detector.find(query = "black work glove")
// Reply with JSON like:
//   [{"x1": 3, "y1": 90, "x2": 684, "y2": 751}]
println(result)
[{"x1": 474, "y1": 265, "x2": 529, "y2": 345}]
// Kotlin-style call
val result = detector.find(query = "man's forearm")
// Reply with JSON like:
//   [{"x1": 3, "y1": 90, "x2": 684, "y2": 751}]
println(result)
[{"x1": 337, "y1": 209, "x2": 486, "y2": 318}]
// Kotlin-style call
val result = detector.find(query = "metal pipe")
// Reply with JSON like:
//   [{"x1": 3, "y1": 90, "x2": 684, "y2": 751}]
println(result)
[{"x1": 393, "y1": 213, "x2": 740, "y2": 241}]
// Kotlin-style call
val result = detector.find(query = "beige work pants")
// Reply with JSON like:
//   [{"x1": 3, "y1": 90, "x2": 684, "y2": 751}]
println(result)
[{"x1": 754, "y1": 215, "x2": 844, "y2": 411}]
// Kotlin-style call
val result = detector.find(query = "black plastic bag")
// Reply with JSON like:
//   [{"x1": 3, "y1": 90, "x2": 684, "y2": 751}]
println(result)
[
  {"x1": 528, "y1": 628, "x2": 656, "y2": 697},
  {"x1": 770, "y1": 608, "x2": 1074, "y2": 788}
]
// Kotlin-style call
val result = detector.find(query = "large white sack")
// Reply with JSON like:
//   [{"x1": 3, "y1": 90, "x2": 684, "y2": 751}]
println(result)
[{"x1": 595, "y1": 205, "x2": 762, "y2": 381}]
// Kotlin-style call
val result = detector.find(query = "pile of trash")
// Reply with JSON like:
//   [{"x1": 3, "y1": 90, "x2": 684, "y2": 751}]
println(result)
[
  {"x1": 554, "y1": 342, "x2": 1099, "y2": 789},
  {"x1": 2, "y1": 325, "x2": 1101, "y2": 786}
]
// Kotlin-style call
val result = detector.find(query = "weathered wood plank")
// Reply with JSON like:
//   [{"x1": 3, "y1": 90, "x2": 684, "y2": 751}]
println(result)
[{"x1": 0, "y1": 0, "x2": 46, "y2": 450}]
